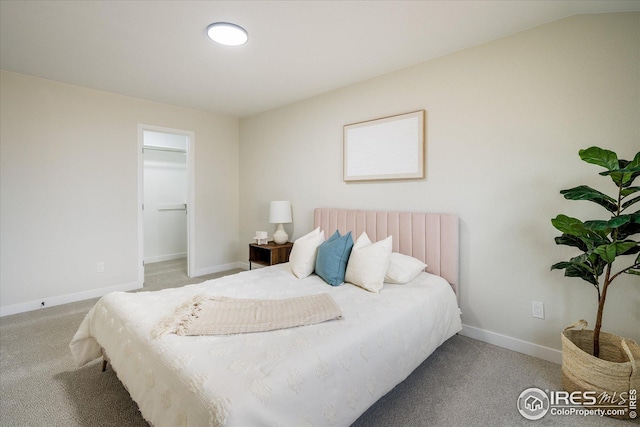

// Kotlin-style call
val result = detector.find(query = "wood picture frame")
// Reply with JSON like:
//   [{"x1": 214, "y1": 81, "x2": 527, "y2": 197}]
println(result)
[{"x1": 343, "y1": 110, "x2": 425, "y2": 182}]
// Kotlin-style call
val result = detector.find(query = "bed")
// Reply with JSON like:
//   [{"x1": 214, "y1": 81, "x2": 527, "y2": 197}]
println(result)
[{"x1": 70, "y1": 208, "x2": 461, "y2": 427}]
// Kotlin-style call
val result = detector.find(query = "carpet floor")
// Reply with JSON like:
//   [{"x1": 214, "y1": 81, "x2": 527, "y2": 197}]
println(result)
[{"x1": 1, "y1": 260, "x2": 636, "y2": 426}]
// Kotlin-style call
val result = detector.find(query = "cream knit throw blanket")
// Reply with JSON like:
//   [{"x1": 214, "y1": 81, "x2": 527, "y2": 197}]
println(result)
[{"x1": 153, "y1": 293, "x2": 342, "y2": 337}]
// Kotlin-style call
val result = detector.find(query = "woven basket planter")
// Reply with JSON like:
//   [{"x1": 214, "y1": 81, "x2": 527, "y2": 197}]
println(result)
[{"x1": 562, "y1": 320, "x2": 640, "y2": 419}]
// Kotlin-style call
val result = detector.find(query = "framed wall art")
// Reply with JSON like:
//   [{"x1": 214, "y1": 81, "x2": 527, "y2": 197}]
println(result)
[{"x1": 343, "y1": 110, "x2": 425, "y2": 182}]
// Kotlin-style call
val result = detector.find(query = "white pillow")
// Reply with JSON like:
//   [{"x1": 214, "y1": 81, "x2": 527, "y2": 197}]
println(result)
[
  {"x1": 345, "y1": 232, "x2": 392, "y2": 293},
  {"x1": 384, "y1": 252, "x2": 427, "y2": 284},
  {"x1": 289, "y1": 227, "x2": 325, "y2": 279}
]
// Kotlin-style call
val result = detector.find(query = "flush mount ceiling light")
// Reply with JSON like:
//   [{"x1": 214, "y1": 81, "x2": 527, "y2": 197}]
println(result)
[{"x1": 206, "y1": 22, "x2": 248, "y2": 46}]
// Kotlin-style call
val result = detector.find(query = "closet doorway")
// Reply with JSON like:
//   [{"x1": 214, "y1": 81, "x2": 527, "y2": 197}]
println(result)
[{"x1": 137, "y1": 125, "x2": 195, "y2": 285}]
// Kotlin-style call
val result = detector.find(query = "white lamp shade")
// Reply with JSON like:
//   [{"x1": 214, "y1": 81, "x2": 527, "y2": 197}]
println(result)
[{"x1": 269, "y1": 201, "x2": 292, "y2": 224}]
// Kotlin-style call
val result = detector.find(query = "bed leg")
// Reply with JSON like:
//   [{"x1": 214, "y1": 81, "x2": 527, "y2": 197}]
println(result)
[{"x1": 100, "y1": 347, "x2": 110, "y2": 372}]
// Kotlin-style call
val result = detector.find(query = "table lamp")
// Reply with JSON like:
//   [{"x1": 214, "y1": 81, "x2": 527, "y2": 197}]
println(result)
[{"x1": 269, "y1": 201, "x2": 292, "y2": 244}]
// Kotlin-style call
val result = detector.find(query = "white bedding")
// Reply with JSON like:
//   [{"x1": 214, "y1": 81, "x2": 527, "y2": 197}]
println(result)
[{"x1": 70, "y1": 263, "x2": 461, "y2": 427}]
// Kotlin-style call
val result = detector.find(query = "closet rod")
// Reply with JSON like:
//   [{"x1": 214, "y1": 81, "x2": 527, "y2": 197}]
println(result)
[{"x1": 143, "y1": 145, "x2": 186, "y2": 153}]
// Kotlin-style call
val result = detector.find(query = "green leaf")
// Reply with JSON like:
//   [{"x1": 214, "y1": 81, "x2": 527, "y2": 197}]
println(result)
[
  {"x1": 586, "y1": 254, "x2": 607, "y2": 278},
  {"x1": 551, "y1": 261, "x2": 572, "y2": 270},
  {"x1": 594, "y1": 151, "x2": 640, "y2": 187},
  {"x1": 618, "y1": 213, "x2": 640, "y2": 239},
  {"x1": 554, "y1": 234, "x2": 588, "y2": 252},
  {"x1": 551, "y1": 215, "x2": 609, "y2": 242},
  {"x1": 626, "y1": 248, "x2": 640, "y2": 256},
  {"x1": 622, "y1": 245, "x2": 640, "y2": 255},
  {"x1": 593, "y1": 241, "x2": 639, "y2": 263},
  {"x1": 621, "y1": 186, "x2": 640, "y2": 197},
  {"x1": 560, "y1": 185, "x2": 617, "y2": 213},
  {"x1": 594, "y1": 244, "x2": 617, "y2": 263},
  {"x1": 600, "y1": 166, "x2": 640, "y2": 187},
  {"x1": 579, "y1": 147, "x2": 618, "y2": 171},
  {"x1": 618, "y1": 223, "x2": 640, "y2": 239},
  {"x1": 584, "y1": 216, "x2": 631, "y2": 231},
  {"x1": 627, "y1": 269, "x2": 640, "y2": 276},
  {"x1": 616, "y1": 241, "x2": 638, "y2": 255},
  {"x1": 552, "y1": 253, "x2": 602, "y2": 287},
  {"x1": 622, "y1": 194, "x2": 640, "y2": 211},
  {"x1": 551, "y1": 215, "x2": 584, "y2": 235},
  {"x1": 626, "y1": 151, "x2": 640, "y2": 170},
  {"x1": 558, "y1": 261, "x2": 599, "y2": 286}
]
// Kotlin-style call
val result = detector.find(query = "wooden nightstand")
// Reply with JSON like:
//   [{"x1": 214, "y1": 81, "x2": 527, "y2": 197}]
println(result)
[{"x1": 249, "y1": 242, "x2": 293, "y2": 269}]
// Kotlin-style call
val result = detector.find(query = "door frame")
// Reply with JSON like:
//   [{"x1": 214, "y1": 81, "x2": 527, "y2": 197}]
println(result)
[{"x1": 137, "y1": 124, "x2": 195, "y2": 284}]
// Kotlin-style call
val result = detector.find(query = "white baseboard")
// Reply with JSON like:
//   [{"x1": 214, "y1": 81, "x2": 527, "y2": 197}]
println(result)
[
  {"x1": 460, "y1": 323, "x2": 562, "y2": 365},
  {"x1": 190, "y1": 262, "x2": 246, "y2": 278},
  {"x1": 0, "y1": 281, "x2": 142, "y2": 317},
  {"x1": 144, "y1": 253, "x2": 187, "y2": 264}
]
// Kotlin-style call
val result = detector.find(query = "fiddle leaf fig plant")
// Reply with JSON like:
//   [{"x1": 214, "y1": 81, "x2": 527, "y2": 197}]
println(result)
[{"x1": 551, "y1": 146, "x2": 640, "y2": 358}]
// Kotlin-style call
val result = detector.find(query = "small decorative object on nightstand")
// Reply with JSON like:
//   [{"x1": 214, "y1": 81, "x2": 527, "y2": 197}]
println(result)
[
  {"x1": 254, "y1": 231, "x2": 268, "y2": 245},
  {"x1": 249, "y1": 241, "x2": 293, "y2": 270}
]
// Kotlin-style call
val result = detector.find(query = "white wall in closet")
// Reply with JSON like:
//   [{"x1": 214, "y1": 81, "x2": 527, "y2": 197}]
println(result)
[{"x1": 143, "y1": 131, "x2": 188, "y2": 264}]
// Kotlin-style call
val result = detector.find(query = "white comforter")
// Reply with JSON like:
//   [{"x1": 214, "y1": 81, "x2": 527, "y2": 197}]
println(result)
[{"x1": 70, "y1": 263, "x2": 461, "y2": 427}]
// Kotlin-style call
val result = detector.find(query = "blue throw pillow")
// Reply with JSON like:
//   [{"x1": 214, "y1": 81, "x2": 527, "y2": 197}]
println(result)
[{"x1": 315, "y1": 231, "x2": 354, "y2": 286}]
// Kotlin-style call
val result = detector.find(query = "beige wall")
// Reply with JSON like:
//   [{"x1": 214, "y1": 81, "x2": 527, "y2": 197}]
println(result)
[
  {"x1": 0, "y1": 70, "x2": 240, "y2": 312},
  {"x1": 239, "y1": 13, "x2": 639, "y2": 355}
]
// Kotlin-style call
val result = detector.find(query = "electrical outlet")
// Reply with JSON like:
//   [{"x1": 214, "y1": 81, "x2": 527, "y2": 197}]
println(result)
[
  {"x1": 532, "y1": 301, "x2": 544, "y2": 319},
  {"x1": 97, "y1": 262, "x2": 105, "y2": 273}
]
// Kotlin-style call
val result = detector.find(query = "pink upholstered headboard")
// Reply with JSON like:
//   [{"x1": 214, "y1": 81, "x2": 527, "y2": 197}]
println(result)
[{"x1": 314, "y1": 208, "x2": 459, "y2": 294}]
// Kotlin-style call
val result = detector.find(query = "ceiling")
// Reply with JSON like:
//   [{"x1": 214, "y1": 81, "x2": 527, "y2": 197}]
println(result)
[{"x1": 1, "y1": 1, "x2": 639, "y2": 118}]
